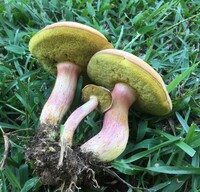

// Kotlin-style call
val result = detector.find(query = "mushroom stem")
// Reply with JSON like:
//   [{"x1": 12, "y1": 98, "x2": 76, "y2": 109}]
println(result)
[
  {"x1": 80, "y1": 83, "x2": 137, "y2": 162},
  {"x1": 40, "y1": 62, "x2": 81, "y2": 126},
  {"x1": 61, "y1": 96, "x2": 98, "y2": 146},
  {"x1": 58, "y1": 97, "x2": 98, "y2": 167}
]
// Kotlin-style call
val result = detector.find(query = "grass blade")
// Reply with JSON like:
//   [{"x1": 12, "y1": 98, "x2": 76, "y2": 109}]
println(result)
[
  {"x1": 167, "y1": 63, "x2": 199, "y2": 93},
  {"x1": 4, "y1": 166, "x2": 21, "y2": 191},
  {"x1": 21, "y1": 177, "x2": 40, "y2": 192},
  {"x1": 154, "y1": 129, "x2": 196, "y2": 157},
  {"x1": 113, "y1": 162, "x2": 200, "y2": 175},
  {"x1": 0, "y1": 170, "x2": 7, "y2": 192},
  {"x1": 176, "y1": 112, "x2": 190, "y2": 133},
  {"x1": 122, "y1": 138, "x2": 180, "y2": 163}
]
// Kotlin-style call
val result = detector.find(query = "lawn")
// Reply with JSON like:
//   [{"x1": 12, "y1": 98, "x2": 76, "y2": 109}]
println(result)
[{"x1": 0, "y1": 0, "x2": 200, "y2": 191}]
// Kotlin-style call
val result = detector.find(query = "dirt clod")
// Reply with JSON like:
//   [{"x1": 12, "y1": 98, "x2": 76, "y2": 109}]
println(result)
[{"x1": 25, "y1": 124, "x2": 104, "y2": 190}]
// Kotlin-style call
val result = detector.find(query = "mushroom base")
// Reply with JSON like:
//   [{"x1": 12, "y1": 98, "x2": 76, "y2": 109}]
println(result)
[
  {"x1": 36, "y1": 123, "x2": 60, "y2": 141},
  {"x1": 25, "y1": 135, "x2": 107, "y2": 190}
]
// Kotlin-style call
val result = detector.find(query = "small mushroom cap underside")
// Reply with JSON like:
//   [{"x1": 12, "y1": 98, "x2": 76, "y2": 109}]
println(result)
[
  {"x1": 82, "y1": 84, "x2": 112, "y2": 113},
  {"x1": 29, "y1": 22, "x2": 113, "y2": 74},
  {"x1": 87, "y1": 49, "x2": 172, "y2": 116}
]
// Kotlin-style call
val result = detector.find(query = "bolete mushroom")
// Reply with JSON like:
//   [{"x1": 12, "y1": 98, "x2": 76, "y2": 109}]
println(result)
[
  {"x1": 80, "y1": 49, "x2": 172, "y2": 162},
  {"x1": 29, "y1": 22, "x2": 113, "y2": 138},
  {"x1": 58, "y1": 84, "x2": 112, "y2": 166}
]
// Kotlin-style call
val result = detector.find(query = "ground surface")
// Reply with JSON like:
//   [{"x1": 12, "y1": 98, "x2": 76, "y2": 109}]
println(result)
[{"x1": 0, "y1": 0, "x2": 200, "y2": 191}]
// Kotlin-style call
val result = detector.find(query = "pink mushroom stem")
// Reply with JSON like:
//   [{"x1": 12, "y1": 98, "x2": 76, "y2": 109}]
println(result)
[
  {"x1": 80, "y1": 83, "x2": 137, "y2": 162},
  {"x1": 61, "y1": 97, "x2": 98, "y2": 146},
  {"x1": 40, "y1": 62, "x2": 81, "y2": 126},
  {"x1": 58, "y1": 96, "x2": 98, "y2": 167}
]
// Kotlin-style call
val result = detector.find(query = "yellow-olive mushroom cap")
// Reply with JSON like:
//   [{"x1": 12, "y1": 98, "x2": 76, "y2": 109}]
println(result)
[
  {"x1": 82, "y1": 84, "x2": 112, "y2": 113},
  {"x1": 87, "y1": 49, "x2": 172, "y2": 116},
  {"x1": 29, "y1": 22, "x2": 113, "y2": 74}
]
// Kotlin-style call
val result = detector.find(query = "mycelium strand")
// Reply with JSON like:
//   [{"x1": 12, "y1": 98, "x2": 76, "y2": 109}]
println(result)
[{"x1": 80, "y1": 83, "x2": 137, "y2": 162}]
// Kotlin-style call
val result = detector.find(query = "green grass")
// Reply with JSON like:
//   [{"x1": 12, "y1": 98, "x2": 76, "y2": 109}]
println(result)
[{"x1": 0, "y1": 0, "x2": 199, "y2": 191}]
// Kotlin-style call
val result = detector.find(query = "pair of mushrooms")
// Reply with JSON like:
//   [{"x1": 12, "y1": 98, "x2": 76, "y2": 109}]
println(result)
[{"x1": 29, "y1": 22, "x2": 172, "y2": 165}]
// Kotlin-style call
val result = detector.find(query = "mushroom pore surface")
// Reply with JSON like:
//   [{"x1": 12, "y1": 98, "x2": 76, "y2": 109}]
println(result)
[
  {"x1": 87, "y1": 50, "x2": 172, "y2": 116},
  {"x1": 29, "y1": 23, "x2": 113, "y2": 74}
]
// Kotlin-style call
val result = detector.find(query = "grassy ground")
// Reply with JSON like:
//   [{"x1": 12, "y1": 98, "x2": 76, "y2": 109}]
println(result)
[{"x1": 0, "y1": 0, "x2": 199, "y2": 191}]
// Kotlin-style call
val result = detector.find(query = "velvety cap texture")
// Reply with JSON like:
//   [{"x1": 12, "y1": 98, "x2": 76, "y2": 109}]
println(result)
[
  {"x1": 29, "y1": 22, "x2": 113, "y2": 74},
  {"x1": 87, "y1": 49, "x2": 172, "y2": 116}
]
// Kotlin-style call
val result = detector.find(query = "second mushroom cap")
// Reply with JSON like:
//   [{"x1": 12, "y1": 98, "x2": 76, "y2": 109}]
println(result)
[
  {"x1": 87, "y1": 49, "x2": 172, "y2": 116},
  {"x1": 82, "y1": 84, "x2": 112, "y2": 113}
]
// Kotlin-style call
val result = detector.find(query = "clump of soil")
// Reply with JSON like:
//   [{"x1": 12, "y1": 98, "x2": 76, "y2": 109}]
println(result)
[{"x1": 25, "y1": 124, "x2": 105, "y2": 190}]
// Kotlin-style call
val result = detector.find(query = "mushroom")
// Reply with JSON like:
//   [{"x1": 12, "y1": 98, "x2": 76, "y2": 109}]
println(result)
[
  {"x1": 58, "y1": 84, "x2": 112, "y2": 166},
  {"x1": 80, "y1": 49, "x2": 172, "y2": 162},
  {"x1": 29, "y1": 22, "x2": 113, "y2": 139}
]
